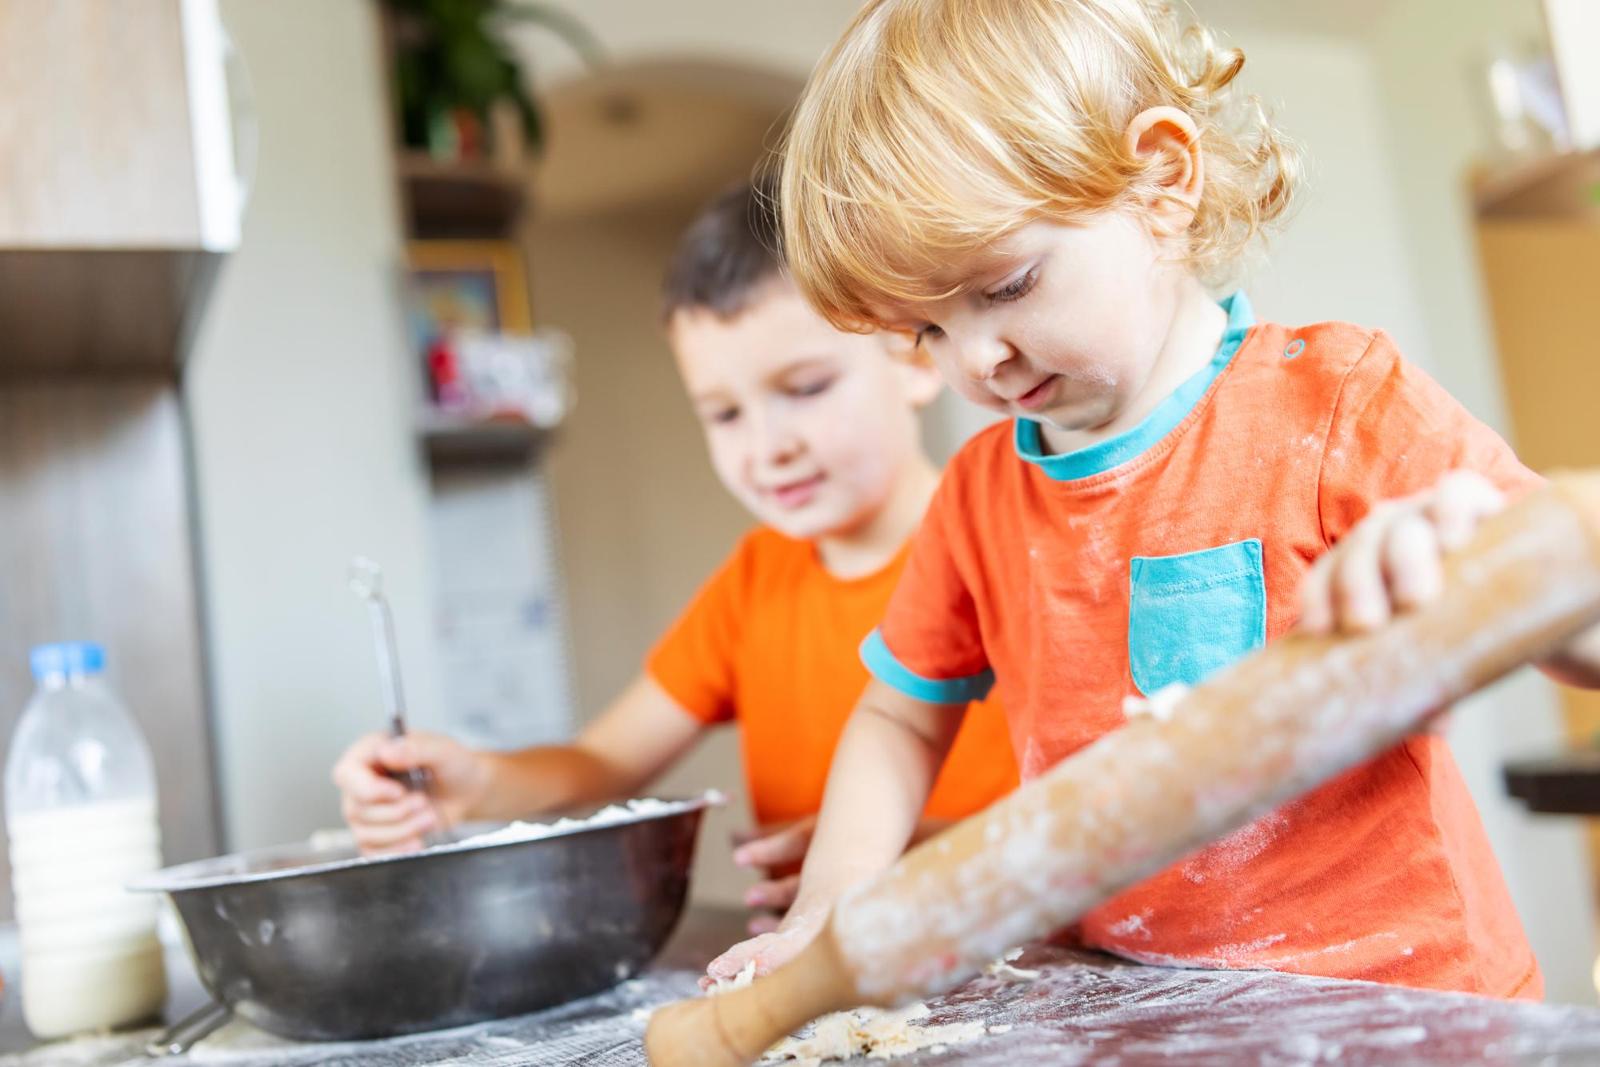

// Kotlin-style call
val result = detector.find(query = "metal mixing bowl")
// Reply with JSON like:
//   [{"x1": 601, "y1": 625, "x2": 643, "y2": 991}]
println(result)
[{"x1": 131, "y1": 796, "x2": 712, "y2": 1041}]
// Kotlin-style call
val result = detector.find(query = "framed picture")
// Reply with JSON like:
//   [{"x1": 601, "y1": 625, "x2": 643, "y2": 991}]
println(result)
[{"x1": 405, "y1": 240, "x2": 533, "y2": 351}]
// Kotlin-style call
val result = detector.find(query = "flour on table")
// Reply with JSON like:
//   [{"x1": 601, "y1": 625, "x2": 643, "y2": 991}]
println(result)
[{"x1": 759, "y1": 1001, "x2": 987, "y2": 1064}]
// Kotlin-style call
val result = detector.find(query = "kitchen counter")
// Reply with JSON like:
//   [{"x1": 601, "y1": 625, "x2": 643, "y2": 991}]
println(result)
[{"x1": 4, "y1": 908, "x2": 1600, "y2": 1065}]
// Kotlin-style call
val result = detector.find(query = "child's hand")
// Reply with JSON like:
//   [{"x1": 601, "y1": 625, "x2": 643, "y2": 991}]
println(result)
[
  {"x1": 731, "y1": 817, "x2": 816, "y2": 933},
  {"x1": 1299, "y1": 471, "x2": 1506, "y2": 636},
  {"x1": 331, "y1": 730, "x2": 489, "y2": 854},
  {"x1": 700, "y1": 903, "x2": 830, "y2": 992}
]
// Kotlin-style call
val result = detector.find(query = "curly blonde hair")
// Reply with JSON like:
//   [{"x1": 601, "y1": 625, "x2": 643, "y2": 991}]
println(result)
[{"x1": 778, "y1": 0, "x2": 1300, "y2": 329}]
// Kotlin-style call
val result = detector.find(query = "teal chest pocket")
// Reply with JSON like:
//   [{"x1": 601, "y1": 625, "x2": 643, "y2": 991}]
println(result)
[{"x1": 1128, "y1": 539, "x2": 1266, "y2": 696}]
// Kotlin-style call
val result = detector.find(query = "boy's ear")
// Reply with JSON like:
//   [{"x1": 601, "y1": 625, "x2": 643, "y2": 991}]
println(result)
[
  {"x1": 880, "y1": 332, "x2": 945, "y2": 409},
  {"x1": 1125, "y1": 106, "x2": 1204, "y2": 237}
]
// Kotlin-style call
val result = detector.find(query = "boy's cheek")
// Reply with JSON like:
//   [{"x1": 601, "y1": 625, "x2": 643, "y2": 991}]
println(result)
[{"x1": 702, "y1": 439, "x2": 756, "y2": 507}]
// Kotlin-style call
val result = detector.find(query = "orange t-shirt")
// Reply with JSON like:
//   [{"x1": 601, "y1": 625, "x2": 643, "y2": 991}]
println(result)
[
  {"x1": 865, "y1": 292, "x2": 1542, "y2": 999},
  {"x1": 647, "y1": 528, "x2": 1016, "y2": 827}
]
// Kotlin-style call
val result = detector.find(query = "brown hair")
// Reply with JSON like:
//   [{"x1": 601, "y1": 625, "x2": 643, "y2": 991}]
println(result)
[{"x1": 661, "y1": 174, "x2": 785, "y2": 322}]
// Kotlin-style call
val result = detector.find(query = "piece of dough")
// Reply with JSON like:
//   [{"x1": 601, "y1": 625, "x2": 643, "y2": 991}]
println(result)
[
  {"x1": 758, "y1": 1001, "x2": 986, "y2": 1064},
  {"x1": 1121, "y1": 683, "x2": 1191, "y2": 723}
]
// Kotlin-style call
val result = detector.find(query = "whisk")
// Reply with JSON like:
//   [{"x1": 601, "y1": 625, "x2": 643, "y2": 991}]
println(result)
[{"x1": 348, "y1": 556, "x2": 451, "y2": 843}]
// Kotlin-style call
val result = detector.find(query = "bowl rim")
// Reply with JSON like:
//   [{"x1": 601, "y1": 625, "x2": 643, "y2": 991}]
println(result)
[{"x1": 129, "y1": 792, "x2": 721, "y2": 894}]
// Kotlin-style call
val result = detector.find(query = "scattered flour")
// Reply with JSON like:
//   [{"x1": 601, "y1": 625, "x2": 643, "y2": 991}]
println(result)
[
  {"x1": 984, "y1": 962, "x2": 1042, "y2": 981},
  {"x1": 1105, "y1": 911, "x2": 1154, "y2": 941},
  {"x1": 983, "y1": 947, "x2": 1042, "y2": 982},
  {"x1": 1362, "y1": 1025, "x2": 1428, "y2": 1047}
]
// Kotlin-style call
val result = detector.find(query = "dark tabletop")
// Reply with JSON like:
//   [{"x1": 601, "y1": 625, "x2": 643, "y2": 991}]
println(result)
[{"x1": 5, "y1": 907, "x2": 1600, "y2": 1065}]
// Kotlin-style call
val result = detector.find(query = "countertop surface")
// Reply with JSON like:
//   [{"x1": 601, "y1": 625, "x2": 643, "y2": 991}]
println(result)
[{"x1": 4, "y1": 908, "x2": 1600, "y2": 1065}]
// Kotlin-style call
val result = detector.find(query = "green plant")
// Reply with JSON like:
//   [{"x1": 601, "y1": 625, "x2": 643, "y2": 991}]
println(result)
[{"x1": 385, "y1": 0, "x2": 603, "y2": 158}]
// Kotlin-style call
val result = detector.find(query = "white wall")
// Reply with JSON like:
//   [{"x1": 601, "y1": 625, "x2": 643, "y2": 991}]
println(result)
[
  {"x1": 1367, "y1": 1, "x2": 1547, "y2": 428},
  {"x1": 1209, "y1": 32, "x2": 1433, "y2": 359},
  {"x1": 516, "y1": 1, "x2": 862, "y2": 86},
  {"x1": 186, "y1": 0, "x2": 443, "y2": 850}
]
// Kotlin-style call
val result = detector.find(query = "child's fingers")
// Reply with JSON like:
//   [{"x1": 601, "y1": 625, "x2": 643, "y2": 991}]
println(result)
[
  {"x1": 1425, "y1": 471, "x2": 1503, "y2": 552},
  {"x1": 337, "y1": 765, "x2": 407, "y2": 806},
  {"x1": 350, "y1": 801, "x2": 435, "y2": 839},
  {"x1": 332, "y1": 736, "x2": 408, "y2": 804},
  {"x1": 732, "y1": 818, "x2": 816, "y2": 869},
  {"x1": 1303, "y1": 472, "x2": 1503, "y2": 638},
  {"x1": 728, "y1": 820, "x2": 785, "y2": 849},
  {"x1": 1381, "y1": 513, "x2": 1443, "y2": 613},
  {"x1": 350, "y1": 809, "x2": 435, "y2": 855},
  {"x1": 703, "y1": 910, "x2": 827, "y2": 989},
  {"x1": 378, "y1": 735, "x2": 430, "y2": 773},
  {"x1": 743, "y1": 874, "x2": 801, "y2": 911},
  {"x1": 746, "y1": 913, "x2": 782, "y2": 936},
  {"x1": 343, "y1": 791, "x2": 430, "y2": 828},
  {"x1": 353, "y1": 833, "x2": 424, "y2": 857},
  {"x1": 1298, "y1": 555, "x2": 1336, "y2": 635},
  {"x1": 704, "y1": 935, "x2": 770, "y2": 985},
  {"x1": 1330, "y1": 518, "x2": 1391, "y2": 633}
]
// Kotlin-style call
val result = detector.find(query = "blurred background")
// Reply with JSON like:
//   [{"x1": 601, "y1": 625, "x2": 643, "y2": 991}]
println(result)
[{"x1": 1, "y1": 0, "x2": 1597, "y2": 1003}]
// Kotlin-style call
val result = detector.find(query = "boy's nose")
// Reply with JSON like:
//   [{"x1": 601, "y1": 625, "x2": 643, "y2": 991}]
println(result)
[
  {"x1": 746, "y1": 407, "x2": 803, "y2": 464},
  {"x1": 958, "y1": 335, "x2": 1013, "y2": 384}
]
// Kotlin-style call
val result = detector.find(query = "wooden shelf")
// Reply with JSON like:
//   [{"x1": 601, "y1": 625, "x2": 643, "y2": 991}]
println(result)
[
  {"x1": 1472, "y1": 149, "x2": 1600, "y2": 221},
  {"x1": 417, "y1": 409, "x2": 551, "y2": 466},
  {"x1": 1504, "y1": 749, "x2": 1600, "y2": 814},
  {"x1": 398, "y1": 152, "x2": 528, "y2": 238}
]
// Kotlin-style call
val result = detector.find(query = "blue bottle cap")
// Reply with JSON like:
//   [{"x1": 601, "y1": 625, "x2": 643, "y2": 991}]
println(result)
[{"x1": 29, "y1": 642, "x2": 106, "y2": 680}]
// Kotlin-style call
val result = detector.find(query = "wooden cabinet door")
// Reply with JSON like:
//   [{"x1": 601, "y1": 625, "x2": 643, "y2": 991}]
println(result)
[
  {"x1": 0, "y1": 0, "x2": 240, "y2": 251},
  {"x1": 1476, "y1": 220, "x2": 1600, "y2": 749},
  {"x1": 0, "y1": 385, "x2": 220, "y2": 917}
]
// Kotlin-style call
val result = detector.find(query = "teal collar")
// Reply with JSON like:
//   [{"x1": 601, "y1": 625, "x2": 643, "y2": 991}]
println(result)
[{"x1": 1015, "y1": 291, "x2": 1254, "y2": 482}]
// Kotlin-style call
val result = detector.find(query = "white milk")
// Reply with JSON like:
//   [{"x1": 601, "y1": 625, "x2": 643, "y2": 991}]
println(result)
[{"x1": 8, "y1": 797, "x2": 166, "y2": 1037}]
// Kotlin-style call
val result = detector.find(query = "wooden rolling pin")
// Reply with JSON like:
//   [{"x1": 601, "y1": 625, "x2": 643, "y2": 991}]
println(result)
[{"x1": 645, "y1": 473, "x2": 1600, "y2": 1067}]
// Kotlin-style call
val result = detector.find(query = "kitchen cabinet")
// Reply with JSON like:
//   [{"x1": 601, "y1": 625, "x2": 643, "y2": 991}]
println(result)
[
  {"x1": 0, "y1": 0, "x2": 243, "y2": 372},
  {"x1": 0, "y1": 0, "x2": 243, "y2": 915},
  {"x1": 0, "y1": 0, "x2": 241, "y2": 250}
]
